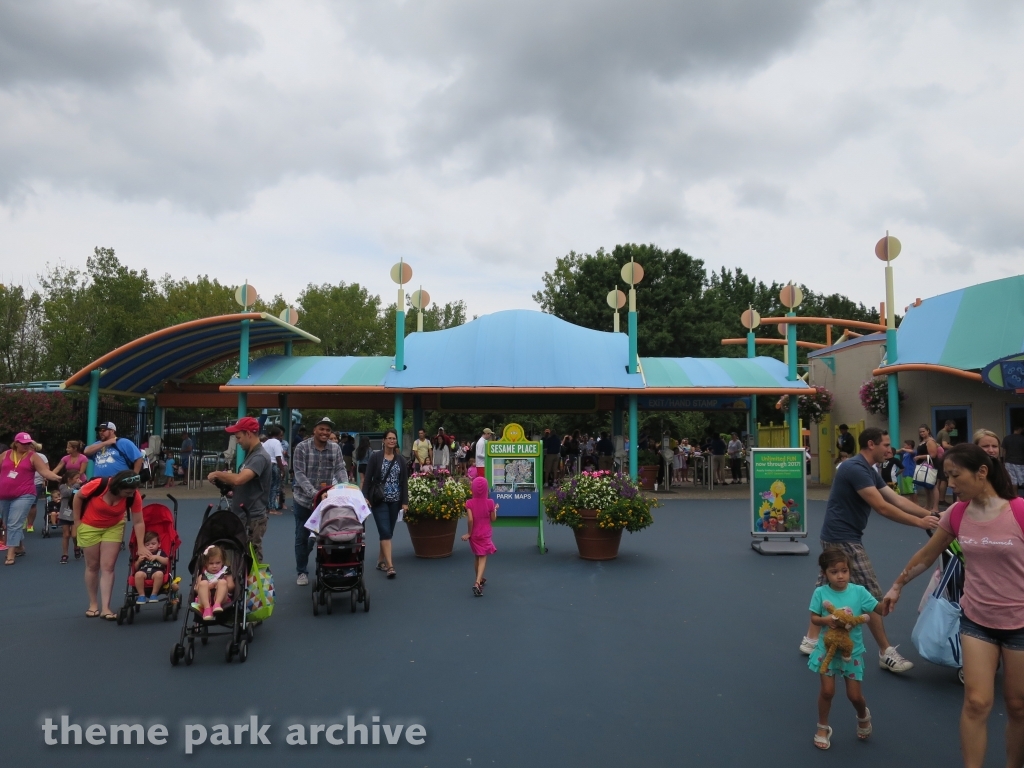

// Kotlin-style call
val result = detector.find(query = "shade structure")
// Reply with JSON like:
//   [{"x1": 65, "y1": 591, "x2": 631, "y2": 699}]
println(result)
[
  {"x1": 888, "y1": 275, "x2": 1024, "y2": 371},
  {"x1": 640, "y1": 356, "x2": 799, "y2": 392},
  {"x1": 63, "y1": 313, "x2": 319, "y2": 396}
]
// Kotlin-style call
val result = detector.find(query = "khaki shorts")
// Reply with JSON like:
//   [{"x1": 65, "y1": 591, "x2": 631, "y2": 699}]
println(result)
[{"x1": 816, "y1": 540, "x2": 882, "y2": 599}]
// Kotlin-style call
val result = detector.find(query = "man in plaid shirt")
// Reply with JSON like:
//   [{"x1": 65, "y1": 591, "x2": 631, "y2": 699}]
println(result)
[{"x1": 292, "y1": 416, "x2": 348, "y2": 585}]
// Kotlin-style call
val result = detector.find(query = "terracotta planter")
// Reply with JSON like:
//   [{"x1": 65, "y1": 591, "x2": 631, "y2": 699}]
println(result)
[
  {"x1": 405, "y1": 518, "x2": 458, "y2": 558},
  {"x1": 572, "y1": 508, "x2": 623, "y2": 561},
  {"x1": 638, "y1": 465, "x2": 658, "y2": 490}
]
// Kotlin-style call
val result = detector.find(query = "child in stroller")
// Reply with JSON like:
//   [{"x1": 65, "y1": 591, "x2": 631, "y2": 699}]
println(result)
[
  {"x1": 191, "y1": 545, "x2": 235, "y2": 620},
  {"x1": 134, "y1": 531, "x2": 169, "y2": 603},
  {"x1": 309, "y1": 485, "x2": 370, "y2": 615},
  {"x1": 117, "y1": 495, "x2": 182, "y2": 625}
]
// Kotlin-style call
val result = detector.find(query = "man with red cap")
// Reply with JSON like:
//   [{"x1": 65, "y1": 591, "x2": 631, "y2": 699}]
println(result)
[{"x1": 207, "y1": 416, "x2": 272, "y2": 560}]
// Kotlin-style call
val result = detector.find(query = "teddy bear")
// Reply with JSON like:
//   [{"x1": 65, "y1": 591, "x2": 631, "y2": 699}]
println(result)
[{"x1": 818, "y1": 601, "x2": 870, "y2": 674}]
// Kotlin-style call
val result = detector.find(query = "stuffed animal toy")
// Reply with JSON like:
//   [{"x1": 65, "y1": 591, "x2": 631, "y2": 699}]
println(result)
[{"x1": 818, "y1": 601, "x2": 870, "y2": 674}]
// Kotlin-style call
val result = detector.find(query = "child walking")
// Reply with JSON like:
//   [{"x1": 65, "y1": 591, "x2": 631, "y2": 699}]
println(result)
[
  {"x1": 461, "y1": 476, "x2": 497, "y2": 596},
  {"x1": 191, "y1": 545, "x2": 233, "y2": 621},
  {"x1": 808, "y1": 549, "x2": 883, "y2": 749},
  {"x1": 58, "y1": 472, "x2": 83, "y2": 563},
  {"x1": 134, "y1": 531, "x2": 168, "y2": 603}
]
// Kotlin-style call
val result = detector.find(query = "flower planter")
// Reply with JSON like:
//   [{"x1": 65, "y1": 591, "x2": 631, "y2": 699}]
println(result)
[
  {"x1": 638, "y1": 465, "x2": 658, "y2": 490},
  {"x1": 406, "y1": 518, "x2": 458, "y2": 558},
  {"x1": 572, "y1": 508, "x2": 623, "y2": 561}
]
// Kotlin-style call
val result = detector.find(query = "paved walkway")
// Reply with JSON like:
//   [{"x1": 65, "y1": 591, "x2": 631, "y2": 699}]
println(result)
[{"x1": 0, "y1": 496, "x2": 997, "y2": 767}]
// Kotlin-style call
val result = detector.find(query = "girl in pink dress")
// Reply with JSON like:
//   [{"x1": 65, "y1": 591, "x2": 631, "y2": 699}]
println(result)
[{"x1": 461, "y1": 476, "x2": 498, "y2": 596}]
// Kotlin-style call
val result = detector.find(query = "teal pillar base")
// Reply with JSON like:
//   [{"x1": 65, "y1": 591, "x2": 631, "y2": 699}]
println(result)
[
  {"x1": 86, "y1": 369, "x2": 100, "y2": 478},
  {"x1": 789, "y1": 400, "x2": 800, "y2": 448},
  {"x1": 394, "y1": 394, "x2": 404, "y2": 452},
  {"x1": 628, "y1": 394, "x2": 638, "y2": 481}
]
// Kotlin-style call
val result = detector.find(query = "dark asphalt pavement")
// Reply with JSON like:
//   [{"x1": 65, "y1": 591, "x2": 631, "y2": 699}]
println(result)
[{"x1": 0, "y1": 497, "x2": 1007, "y2": 767}]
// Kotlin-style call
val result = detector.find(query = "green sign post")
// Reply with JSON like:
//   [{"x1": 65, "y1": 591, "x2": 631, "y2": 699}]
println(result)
[
  {"x1": 484, "y1": 423, "x2": 546, "y2": 554},
  {"x1": 750, "y1": 447, "x2": 809, "y2": 555}
]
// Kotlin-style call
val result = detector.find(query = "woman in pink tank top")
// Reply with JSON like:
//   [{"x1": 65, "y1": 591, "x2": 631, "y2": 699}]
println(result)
[
  {"x1": 0, "y1": 432, "x2": 62, "y2": 565},
  {"x1": 881, "y1": 443, "x2": 1024, "y2": 767}
]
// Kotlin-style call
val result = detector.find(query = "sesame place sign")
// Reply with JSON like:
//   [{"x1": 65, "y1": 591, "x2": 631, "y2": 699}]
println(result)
[{"x1": 484, "y1": 423, "x2": 546, "y2": 553}]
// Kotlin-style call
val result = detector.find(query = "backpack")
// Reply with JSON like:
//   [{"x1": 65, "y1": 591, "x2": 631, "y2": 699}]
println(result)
[
  {"x1": 949, "y1": 498, "x2": 1024, "y2": 537},
  {"x1": 79, "y1": 478, "x2": 141, "y2": 517}
]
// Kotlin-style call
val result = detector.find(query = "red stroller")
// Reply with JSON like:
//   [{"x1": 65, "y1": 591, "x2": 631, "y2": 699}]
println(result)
[{"x1": 117, "y1": 495, "x2": 182, "y2": 625}]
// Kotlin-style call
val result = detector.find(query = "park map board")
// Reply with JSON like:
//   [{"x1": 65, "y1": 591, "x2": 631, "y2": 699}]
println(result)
[{"x1": 485, "y1": 423, "x2": 546, "y2": 554}]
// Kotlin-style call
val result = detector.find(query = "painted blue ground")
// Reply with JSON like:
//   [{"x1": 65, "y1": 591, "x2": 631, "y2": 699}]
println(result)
[{"x1": 0, "y1": 498, "x2": 1007, "y2": 767}]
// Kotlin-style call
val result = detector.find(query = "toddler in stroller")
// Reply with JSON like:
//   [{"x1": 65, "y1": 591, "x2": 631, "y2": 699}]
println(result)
[
  {"x1": 117, "y1": 495, "x2": 182, "y2": 625},
  {"x1": 308, "y1": 485, "x2": 370, "y2": 615},
  {"x1": 191, "y1": 545, "x2": 235, "y2": 620}
]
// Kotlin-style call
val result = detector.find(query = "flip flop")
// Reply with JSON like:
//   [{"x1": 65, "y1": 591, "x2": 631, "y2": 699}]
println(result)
[
  {"x1": 386, "y1": 567, "x2": 396, "y2": 579},
  {"x1": 3, "y1": 559, "x2": 14, "y2": 566},
  {"x1": 376, "y1": 562, "x2": 388, "y2": 571},
  {"x1": 85, "y1": 609, "x2": 100, "y2": 618},
  {"x1": 101, "y1": 613, "x2": 117, "y2": 621}
]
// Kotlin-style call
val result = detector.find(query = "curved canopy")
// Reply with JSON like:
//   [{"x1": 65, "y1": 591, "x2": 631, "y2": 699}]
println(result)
[
  {"x1": 889, "y1": 275, "x2": 1024, "y2": 371},
  {"x1": 63, "y1": 313, "x2": 319, "y2": 396}
]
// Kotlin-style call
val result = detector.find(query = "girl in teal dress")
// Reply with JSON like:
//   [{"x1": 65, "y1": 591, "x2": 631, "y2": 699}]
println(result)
[{"x1": 808, "y1": 549, "x2": 884, "y2": 750}]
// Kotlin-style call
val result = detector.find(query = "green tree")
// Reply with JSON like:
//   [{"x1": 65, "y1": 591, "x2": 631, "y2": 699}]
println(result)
[
  {"x1": 0, "y1": 284, "x2": 45, "y2": 383},
  {"x1": 297, "y1": 281, "x2": 390, "y2": 356}
]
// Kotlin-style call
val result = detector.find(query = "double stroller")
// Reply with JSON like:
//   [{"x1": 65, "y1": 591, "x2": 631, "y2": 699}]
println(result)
[
  {"x1": 117, "y1": 495, "x2": 182, "y2": 625},
  {"x1": 171, "y1": 503, "x2": 257, "y2": 666},
  {"x1": 310, "y1": 486, "x2": 370, "y2": 616}
]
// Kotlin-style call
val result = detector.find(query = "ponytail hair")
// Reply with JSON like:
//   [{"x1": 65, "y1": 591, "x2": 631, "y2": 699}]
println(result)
[{"x1": 943, "y1": 443, "x2": 1016, "y2": 501}]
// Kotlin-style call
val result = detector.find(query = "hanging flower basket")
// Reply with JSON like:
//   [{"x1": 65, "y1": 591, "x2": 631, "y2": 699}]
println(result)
[
  {"x1": 858, "y1": 377, "x2": 905, "y2": 417},
  {"x1": 777, "y1": 386, "x2": 835, "y2": 424}
]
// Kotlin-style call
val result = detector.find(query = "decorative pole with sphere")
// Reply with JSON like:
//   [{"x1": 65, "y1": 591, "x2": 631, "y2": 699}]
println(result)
[
  {"x1": 621, "y1": 259, "x2": 645, "y2": 481},
  {"x1": 235, "y1": 281, "x2": 258, "y2": 468},
  {"x1": 607, "y1": 289, "x2": 625, "y2": 333},
  {"x1": 779, "y1": 283, "x2": 804, "y2": 448},
  {"x1": 409, "y1": 287, "x2": 430, "y2": 437},
  {"x1": 741, "y1": 307, "x2": 761, "y2": 446},
  {"x1": 876, "y1": 233, "x2": 902, "y2": 442},
  {"x1": 391, "y1": 261, "x2": 413, "y2": 449}
]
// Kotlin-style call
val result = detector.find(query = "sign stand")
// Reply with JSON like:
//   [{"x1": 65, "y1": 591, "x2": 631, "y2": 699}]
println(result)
[
  {"x1": 485, "y1": 423, "x2": 546, "y2": 554},
  {"x1": 750, "y1": 447, "x2": 809, "y2": 556}
]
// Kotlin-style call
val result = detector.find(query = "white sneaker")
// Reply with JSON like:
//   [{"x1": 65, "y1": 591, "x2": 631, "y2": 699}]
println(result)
[
  {"x1": 296, "y1": 573, "x2": 309, "y2": 586},
  {"x1": 799, "y1": 636, "x2": 817, "y2": 655},
  {"x1": 879, "y1": 645, "x2": 914, "y2": 673}
]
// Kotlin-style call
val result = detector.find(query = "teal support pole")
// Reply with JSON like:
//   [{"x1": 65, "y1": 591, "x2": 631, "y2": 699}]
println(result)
[
  {"x1": 153, "y1": 405, "x2": 164, "y2": 441},
  {"x1": 628, "y1": 394, "x2": 638, "y2": 481},
  {"x1": 413, "y1": 395, "x2": 423, "y2": 436},
  {"x1": 86, "y1": 368, "x2": 100, "y2": 478},
  {"x1": 628, "y1": 310, "x2": 638, "y2": 374},
  {"x1": 887, "y1": 329, "x2": 900, "y2": 442},
  {"x1": 787, "y1": 311, "x2": 800, "y2": 448},
  {"x1": 282, "y1": 338, "x2": 293, "y2": 451},
  {"x1": 394, "y1": 394, "x2": 404, "y2": 454},
  {"x1": 395, "y1": 311, "x2": 406, "y2": 371},
  {"x1": 747, "y1": 330, "x2": 758, "y2": 446},
  {"x1": 284, "y1": 340, "x2": 293, "y2": 357},
  {"x1": 237, "y1": 317, "x2": 250, "y2": 470}
]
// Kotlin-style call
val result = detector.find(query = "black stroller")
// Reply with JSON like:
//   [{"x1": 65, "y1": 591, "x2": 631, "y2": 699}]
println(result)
[
  {"x1": 170, "y1": 502, "x2": 255, "y2": 666},
  {"x1": 311, "y1": 487, "x2": 369, "y2": 616}
]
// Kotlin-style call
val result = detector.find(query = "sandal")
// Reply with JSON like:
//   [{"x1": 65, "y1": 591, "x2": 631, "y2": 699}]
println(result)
[
  {"x1": 101, "y1": 613, "x2": 117, "y2": 621},
  {"x1": 85, "y1": 609, "x2": 100, "y2": 618},
  {"x1": 814, "y1": 724, "x2": 832, "y2": 750},
  {"x1": 376, "y1": 562, "x2": 388, "y2": 572},
  {"x1": 472, "y1": 583, "x2": 482, "y2": 597},
  {"x1": 857, "y1": 708, "x2": 872, "y2": 739},
  {"x1": 4, "y1": 559, "x2": 14, "y2": 566},
  {"x1": 386, "y1": 567, "x2": 396, "y2": 579}
]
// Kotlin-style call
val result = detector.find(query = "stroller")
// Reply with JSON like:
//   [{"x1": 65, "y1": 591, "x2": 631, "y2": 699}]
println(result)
[
  {"x1": 170, "y1": 502, "x2": 255, "y2": 666},
  {"x1": 310, "y1": 488, "x2": 370, "y2": 616},
  {"x1": 117, "y1": 495, "x2": 182, "y2": 624}
]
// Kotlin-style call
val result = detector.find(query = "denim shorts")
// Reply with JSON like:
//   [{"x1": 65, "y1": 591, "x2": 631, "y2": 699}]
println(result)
[
  {"x1": 371, "y1": 501, "x2": 402, "y2": 541},
  {"x1": 960, "y1": 614, "x2": 1024, "y2": 652}
]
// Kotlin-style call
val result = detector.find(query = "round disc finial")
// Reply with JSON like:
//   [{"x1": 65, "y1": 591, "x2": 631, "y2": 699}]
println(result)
[
  {"x1": 777, "y1": 322, "x2": 789, "y2": 338},
  {"x1": 390, "y1": 261, "x2": 413, "y2": 285},
  {"x1": 620, "y1": 261, "x2": 645, "y2": 286},
  {"x1": 279, "y1": 306, "x2": 300, "y2": 325},
  {"x1": 410, "y1": 289, "x2": 431, "y2": 310},
  {"x1": 779, "y1": 283, "x2": 803, "y2": 309},
  {"x1": 875, "y1": 234, "x2": 902, "y2": 262},
  {"x1": 234, "y1": 282, "x2": 258, "y2": 308},
  {"x1": 606, "y1": 289, "x2": 626, "y2": 309},
  {"x1": 740, "y1": 308, "x2": 761, "y2": 330}
]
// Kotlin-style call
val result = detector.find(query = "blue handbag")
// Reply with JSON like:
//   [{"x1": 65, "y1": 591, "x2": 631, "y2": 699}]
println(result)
[{"x1": 911, "y1": 555, "x2": 963, "y2": 668}]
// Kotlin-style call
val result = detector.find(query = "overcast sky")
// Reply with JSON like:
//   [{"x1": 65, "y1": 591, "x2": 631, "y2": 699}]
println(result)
[{"x1": 1, "y1": 0, "x2": 1021, "y2": 320}]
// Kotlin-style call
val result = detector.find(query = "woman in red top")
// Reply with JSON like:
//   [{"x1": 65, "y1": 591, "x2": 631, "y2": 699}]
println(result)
[
  {"x1": 0, "y1": 432, "x2": 62, "y2": 565},
  {"x1": 72, "y1": 470, "x2": 145, "y2": 619},
  {"x1": 882, "y1": 444, "x2": 1024, "y2": 768}
]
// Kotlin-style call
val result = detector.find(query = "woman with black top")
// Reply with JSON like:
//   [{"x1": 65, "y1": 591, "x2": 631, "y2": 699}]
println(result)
[
  {"x1": 361, "y1": 428, "x2": 408, "y2": 579},
  {"x1": 355, "y1": 436, "x2": 371, "y2": 482},
  {"x1": 878, "y1": 446, "x2": 900, "y2": 490}
]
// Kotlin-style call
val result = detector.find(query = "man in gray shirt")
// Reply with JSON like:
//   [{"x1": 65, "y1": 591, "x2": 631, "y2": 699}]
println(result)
[
  {"x1": 207, "y1": 416, "x2": 272, "y2": 561},
  {"x1": 292, "y1": 416, "x2": 349, "y2": 585}
]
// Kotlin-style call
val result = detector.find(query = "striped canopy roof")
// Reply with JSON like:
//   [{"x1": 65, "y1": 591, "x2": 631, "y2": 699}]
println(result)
[{"x1": 891, "y1": 275, "x2": 1024, "y2": 371}]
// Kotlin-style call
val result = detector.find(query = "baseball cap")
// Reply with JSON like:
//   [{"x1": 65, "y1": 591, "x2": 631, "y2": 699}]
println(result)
[
  {"x1": 315, "y1": 416, "x2": 336, "y2": 427},
  {"x1": 97, "y1": 421, "x2": 117, "y2": 432},
  {"x1": 14, "y1": 431, "x2": 33, "y2": 444},
  {"x1": 482, "y1": 428, "x2": 494, "y2": 435},
  {"x1": 226, "y1": 416, "x2": 261, "y2": 434}
]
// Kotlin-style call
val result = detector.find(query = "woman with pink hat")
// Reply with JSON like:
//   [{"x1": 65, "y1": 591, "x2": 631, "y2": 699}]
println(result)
[{"x1": 0, "y1": 433, "x2": 61, "y2": 565}]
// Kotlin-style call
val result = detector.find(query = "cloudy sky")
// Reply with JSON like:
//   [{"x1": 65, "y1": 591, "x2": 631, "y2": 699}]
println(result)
[{"x1": 1, "y1": 0, "x2": 1021, "y2": 318}]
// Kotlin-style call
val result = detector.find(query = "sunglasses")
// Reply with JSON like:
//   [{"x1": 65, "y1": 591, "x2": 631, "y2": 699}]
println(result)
[{"x1": 120, "y1": 475, "x2": 142, "y2": 485}]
